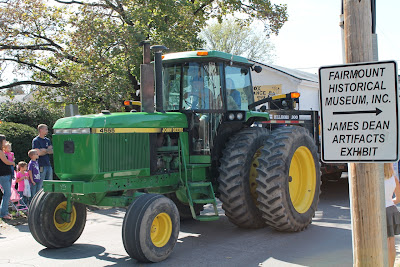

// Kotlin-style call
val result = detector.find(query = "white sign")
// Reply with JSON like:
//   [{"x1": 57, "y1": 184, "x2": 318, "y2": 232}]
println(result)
[{"x1": 319, "y1": 61, "x2": 398, "y2": 163}]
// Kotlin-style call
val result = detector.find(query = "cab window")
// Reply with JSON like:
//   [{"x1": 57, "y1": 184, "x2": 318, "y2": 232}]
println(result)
[
  {"x1": 225, "y1": 65, "x2": 254, "y2": 110},
  {"x1": 182, "y1": 62, "x2": 223, "y2": 111},
  {"x1": 163, "y1": 64, "x2": 181, "y2": 111}
]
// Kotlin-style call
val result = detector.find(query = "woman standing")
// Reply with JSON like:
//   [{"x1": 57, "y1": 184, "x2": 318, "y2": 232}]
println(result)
[
  {"x1": 384, "y1": 163, "x2": 400, "y2": 267},
  {"x1": 0, "y1": 134, "x2": 15, "y2": 220}
]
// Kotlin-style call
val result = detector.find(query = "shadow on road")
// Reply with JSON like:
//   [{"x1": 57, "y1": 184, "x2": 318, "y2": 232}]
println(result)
[
  {"x1": 167, "y1": 178, "x2": 353, "y2": 266},
  {"x1": 39, "y1": 244, "x2": 106, "y2": 259},
  {"x1": 174, "y1": 217, "x2": 352, "y2": 266},
  {"x1": 320, "y1": 177, "x2": 349, "y2": 200},
  {"x1": 38, "y1": 243, "x2": 137, "y2": 265},
  {"x1": 2, "y1": 177, "x2": 353, "y2": 266}
]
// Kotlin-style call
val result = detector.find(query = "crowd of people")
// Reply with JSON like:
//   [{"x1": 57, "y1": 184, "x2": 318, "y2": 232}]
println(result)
[{"x1": 0, "y1": 124, "x2": 53, "y2": 220}]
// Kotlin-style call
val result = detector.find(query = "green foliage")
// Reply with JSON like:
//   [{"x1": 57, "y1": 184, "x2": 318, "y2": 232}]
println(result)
[
  {"x1": 0, "y1": 122, "x2": 37, "y2": 163},
  {"x1": 0, "y1": 0, "x2": 288, "y2": 114},
  {"x1": 0, "y1": 101, "x2": 63, "y2": 131},
  {"x1": 201, "y1": 18, "x2": 276, "y2": 63}
]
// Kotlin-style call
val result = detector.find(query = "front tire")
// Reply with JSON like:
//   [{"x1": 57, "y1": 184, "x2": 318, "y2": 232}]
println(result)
[
  {"x1": 122, "y1": 194, "x2": 180, "y2": 263},
  {"x1": 28, "y1": 191, "x2": 87, "y2": 248},
  {"x1": 256, "y1": 126, "x2": 320, "y2": 232}
]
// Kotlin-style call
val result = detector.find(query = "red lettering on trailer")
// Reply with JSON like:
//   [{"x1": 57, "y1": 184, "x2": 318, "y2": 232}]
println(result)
[{"x1": 261, "y1": 120, "x2": 303, "y2": 124}]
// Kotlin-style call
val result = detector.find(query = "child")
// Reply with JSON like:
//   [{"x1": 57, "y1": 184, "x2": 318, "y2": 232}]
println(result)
[
  {"x1": 15, "y1": 161, "x2": 31, "y2": 206},
  {"x1": 28, "y1": 149, "x2": 41, "y2": 197},
  {"x1": 3, "y1": 141, "x2": 15, "y2": 179}
]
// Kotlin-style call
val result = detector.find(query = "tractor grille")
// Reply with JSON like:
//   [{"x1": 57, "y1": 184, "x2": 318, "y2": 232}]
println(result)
[{"x1": 98, "y1": 133, "x2": 150, "y2": 172}]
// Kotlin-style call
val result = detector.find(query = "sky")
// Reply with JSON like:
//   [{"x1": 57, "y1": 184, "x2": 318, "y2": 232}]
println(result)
[{"x1": 269, "y1": 0, "x2": 400, "y2": 74}]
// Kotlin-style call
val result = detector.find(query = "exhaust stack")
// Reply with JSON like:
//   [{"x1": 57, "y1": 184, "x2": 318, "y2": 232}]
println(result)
[
  {"x1": 139, "y1": 41, "x2": 154, "y2": 113},
  {"x1": 151, "y1": 45, "x2": 168, "y2": 113}
]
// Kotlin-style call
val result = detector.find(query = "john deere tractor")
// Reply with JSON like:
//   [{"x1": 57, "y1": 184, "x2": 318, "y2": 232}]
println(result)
[{"x1": 28, "y1": 43, "x2": 320, "y2": 263}]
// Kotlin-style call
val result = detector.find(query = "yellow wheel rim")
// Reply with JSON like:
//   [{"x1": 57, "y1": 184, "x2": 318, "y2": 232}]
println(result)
[
  {"x1": 249, "y1": 147, "x2": 263, "y2": 204},
  {"x1": 289, "y1": 146, "x2": 316, "y2": 214},
  {"x1": 150, "y1": 212, "x2": 172, "y2": 247},
  {"x1": 53, "y1": 201, "x2": 77, "y2": 232}
]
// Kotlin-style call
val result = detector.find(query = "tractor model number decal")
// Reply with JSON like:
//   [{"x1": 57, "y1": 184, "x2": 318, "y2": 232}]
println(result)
[
  {"x1": 98, "y1": 128, "x2": 116, "y2": 133},
  {"x1": 93, "y1": 128, "x2": 184, "y2": 134}
]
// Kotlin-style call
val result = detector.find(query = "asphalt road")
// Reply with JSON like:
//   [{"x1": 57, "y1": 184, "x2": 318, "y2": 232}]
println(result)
[{"x1": 0, "y1": 178, "x2": 381, "y2": 266}]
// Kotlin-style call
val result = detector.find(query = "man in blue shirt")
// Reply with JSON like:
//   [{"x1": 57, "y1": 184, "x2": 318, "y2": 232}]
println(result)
[
  {"x1": 226, "y1": 78, "x2": 241, "y2": 109},
  {"x1": 32, "y1": 124, "x2": 53, "y2": 189}
]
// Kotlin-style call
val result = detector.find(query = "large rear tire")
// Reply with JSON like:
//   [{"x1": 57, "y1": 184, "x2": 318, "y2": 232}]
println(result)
[
  {"x1": 122, "y1": 194, "x2": 180, "y2": 263},
  {"x1": 256, "y1": 126, "x2": 320, "y2": 232},
  {"x1": 218, "y1": 127, "x2": 269, "y2": 228},
  {"x1": 28, "y1": 191, "x2": 87, "y2": 248}
]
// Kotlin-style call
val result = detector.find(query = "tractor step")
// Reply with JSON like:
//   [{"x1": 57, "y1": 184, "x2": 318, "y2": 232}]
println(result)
[
  {"x1": 196, "y1": 215, "x2": 219, "y2": 221},
  {"x1": 186, "y1": 181, "x2": 219, "y2": 221},
  {"x1": 192, "y1": 198, "x2": 215, "y2": 204},
  {"x1": 188, "y1": 182, "x2": 211, "y2": 187}
]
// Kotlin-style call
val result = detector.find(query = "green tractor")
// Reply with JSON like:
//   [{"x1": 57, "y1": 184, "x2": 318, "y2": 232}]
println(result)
[{"x1": 28, "y1": 43, "x2": 321, "y2": 263}]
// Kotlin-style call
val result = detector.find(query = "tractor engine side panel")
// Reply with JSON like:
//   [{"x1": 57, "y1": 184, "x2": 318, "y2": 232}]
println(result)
[{"x1": 53, "y1": 133, "x2": 151, "y2": 181}]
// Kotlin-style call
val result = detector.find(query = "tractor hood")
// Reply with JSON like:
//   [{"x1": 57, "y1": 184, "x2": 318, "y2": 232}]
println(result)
[{"x1": 53, "y1": 112, "x2": 188, "y2": 130}]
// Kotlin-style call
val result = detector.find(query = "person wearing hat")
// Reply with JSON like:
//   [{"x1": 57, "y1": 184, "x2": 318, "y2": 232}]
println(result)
[{"x1": 186, "y1": 76, "x2": 214, "y2": 110}]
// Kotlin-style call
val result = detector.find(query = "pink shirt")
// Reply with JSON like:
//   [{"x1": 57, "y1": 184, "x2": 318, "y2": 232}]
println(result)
[
  {"x1": 15, "y1": 171, "x2": 29, "y2": 192},
  {"x1": 5, "y1": 151, "x2": 14, "y2": 161}
]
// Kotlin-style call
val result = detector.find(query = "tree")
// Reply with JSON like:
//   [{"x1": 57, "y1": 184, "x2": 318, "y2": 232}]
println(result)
[
  {"x1": 0, "y1": 101, "x2": 63, "y2": 131},
  {"x1": 0, "y1": 0, "x2": 73, "y2": 89},
  {"x1": 0, "y1": 122, "x2": 37, "y2": 163},
  {"x1": 0, "y1": 0, "x2": 287, "y2": 114},
  {"x1": 200, "y1": 18, "x2": 277, "y2": 63},
  {"x1": 0, "y1": 79, "x2": 25, "y2": 99}
]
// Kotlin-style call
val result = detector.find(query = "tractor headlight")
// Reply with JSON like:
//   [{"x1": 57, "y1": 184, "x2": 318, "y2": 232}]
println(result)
[
  {"x1": 236, "y1": 112, "x2": 244, "y2": 120},
  {"x1": 71, "y1": 128, "x2": 91, "y2": 134},
  {"x1": 54, "y1": 128, "x2": 91, "y2": 134},
  {"x1": 80, "y1": 128, "x2": 91, "y2": 134},
  {"x1": 226, "y1": 111, "x2": 245, "y2": 122}
]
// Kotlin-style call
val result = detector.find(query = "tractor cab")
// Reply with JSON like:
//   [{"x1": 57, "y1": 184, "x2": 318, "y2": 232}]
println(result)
[{"x1": 161, "y1": 51, "x2": 256, "y2": 155}]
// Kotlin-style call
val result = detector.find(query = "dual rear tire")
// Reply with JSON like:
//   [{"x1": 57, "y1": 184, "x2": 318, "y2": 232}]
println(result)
[
  {"x1": 256, "y1": 126, "x2": 321, "y2": 231},
  {"x1": 218, "y1": 126, "x2": 320, "y2": 231}
]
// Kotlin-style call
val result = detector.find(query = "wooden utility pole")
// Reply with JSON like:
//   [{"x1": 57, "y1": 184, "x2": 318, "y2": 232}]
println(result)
[{"x1": 343, "y1": 1, "x2": 388, "y2": 266}]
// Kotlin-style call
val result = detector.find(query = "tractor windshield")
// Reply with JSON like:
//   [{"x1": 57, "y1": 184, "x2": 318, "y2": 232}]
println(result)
[
  {"x1": 162, "y1": 61, "x2": 253, "y2": 111},
  {"x1": 163, "y1": 62, "x2": 223, "y2": 111},
  {"x1": 181, "y1": 62, "x2": 223, "y2": 111}
]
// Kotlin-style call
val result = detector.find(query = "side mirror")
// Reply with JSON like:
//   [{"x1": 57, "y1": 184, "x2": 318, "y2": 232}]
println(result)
[{"x1": 253, "y1": 66, "x2": 262, "y2": 73}]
